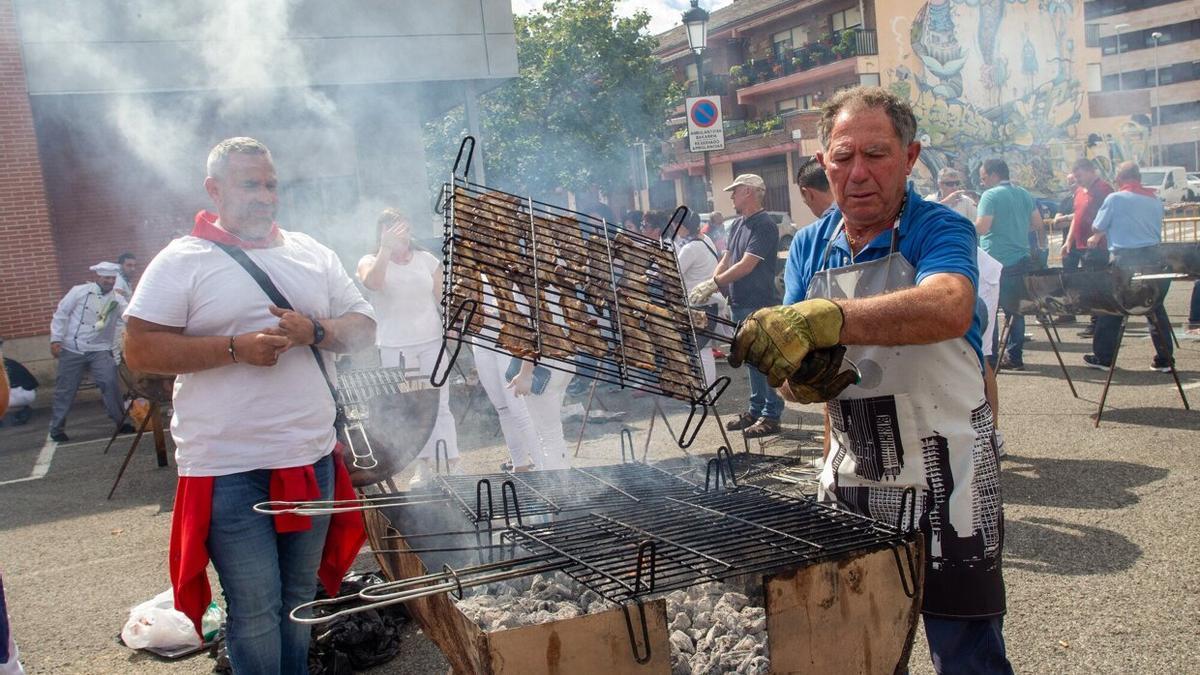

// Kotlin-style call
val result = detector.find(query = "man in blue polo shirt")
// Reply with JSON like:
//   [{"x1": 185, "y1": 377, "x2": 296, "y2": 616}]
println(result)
[
  {"x1": 756, "y1": 86, "x2": 1010, "y2": 674},
  {"x1": 1084, "y1": 161, "x2": 1174, "y2": 372}
]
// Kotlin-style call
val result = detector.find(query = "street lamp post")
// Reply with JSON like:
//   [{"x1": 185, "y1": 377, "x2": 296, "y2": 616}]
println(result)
[
  {"x1": 1114, "y1": 23, "x2": 1129, "y2": 91},
  {"x1": 1191, "y1": 126, "x2": 1199, "y2": 172},
  {"x1": 1150, "y1": 31, "x2": 1163, "y2": 164},
  {"x1": 683, "y1": 0, "x2": 713, "y2": 210}
]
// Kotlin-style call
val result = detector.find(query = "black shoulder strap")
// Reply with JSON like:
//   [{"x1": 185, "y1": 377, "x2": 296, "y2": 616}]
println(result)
[{"x1": 213, "y1": 242, "x2": 338, "y2": 404}]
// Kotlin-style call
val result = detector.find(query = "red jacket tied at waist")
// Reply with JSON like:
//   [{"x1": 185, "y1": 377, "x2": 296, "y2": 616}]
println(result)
[{"x1": 168, "y1": 448, "x2": 365, "y2": 636}]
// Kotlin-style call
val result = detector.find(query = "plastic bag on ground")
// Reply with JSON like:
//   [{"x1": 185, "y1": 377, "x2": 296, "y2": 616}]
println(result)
[{"x1": 120, "y1": 589, "x2": 201, "y2": 651}]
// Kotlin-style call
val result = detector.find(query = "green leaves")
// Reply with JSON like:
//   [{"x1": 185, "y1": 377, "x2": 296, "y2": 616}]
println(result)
[{"x1": 424, "y1": 0, "x2": 678, "y2": 198}]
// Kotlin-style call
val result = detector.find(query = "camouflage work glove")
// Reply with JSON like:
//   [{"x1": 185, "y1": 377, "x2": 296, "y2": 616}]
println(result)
[
  {"x1": 782, "y1": 345, "x2": 859, "y2": 404},
  {"x1": 728, "y1": 299, "x2": 844, "y2": 387}
]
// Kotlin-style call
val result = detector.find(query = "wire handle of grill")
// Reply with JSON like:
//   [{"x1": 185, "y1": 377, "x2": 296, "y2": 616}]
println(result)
[
  {"x1": 430, "y1": 299, "x2": 478, "y2": 388},
  {"x1": 252, "y1": 494, "x2": 450, "y2": 516},
  {"x1": 678, "y1": 376, "x2": 731, "y2": 448},
  {"x1": 433, "y1": 136, "x2": 477, "y2": 215},
  {"x1": 662, "y1": 205, "x2": 689, "y2": 243}
]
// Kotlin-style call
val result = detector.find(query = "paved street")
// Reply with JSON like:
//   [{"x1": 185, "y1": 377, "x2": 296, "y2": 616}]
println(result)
[{"x1": 2, "y1": 286, "x2": 1198, "y2": 674}]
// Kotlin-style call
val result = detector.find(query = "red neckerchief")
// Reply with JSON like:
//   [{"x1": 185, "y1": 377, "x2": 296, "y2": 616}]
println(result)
[
  {"x1": 1118, "y1": 182, "x2": 1157, "y2": 198},
  {"x1": 191, "y1": 210, "x2": 281, "y2": 249},
  {"x1": 168, "y1": 446, "x2": 366, "y2": 637}
]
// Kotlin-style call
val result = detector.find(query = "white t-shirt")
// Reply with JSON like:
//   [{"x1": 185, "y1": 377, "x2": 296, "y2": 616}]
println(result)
[
  {"x1": 926, "y1": 191, "x2": 978, "y2": 222},
  {"x1": 358, "y1": 250, "x2": 443, "y2": 348},
  {"x1": 977, "y1": 247, "x2": 1002, "y2": 357},
  {"x1": 125, "y1": 231, "x2": 375, "y2": 477},
  {"x1": 676, "y1": 235, "x2": 720, "y2": 293}
]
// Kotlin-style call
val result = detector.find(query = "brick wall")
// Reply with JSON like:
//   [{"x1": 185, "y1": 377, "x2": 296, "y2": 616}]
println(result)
[{"x1": 0, "y1": 0, "x2": 61, "y2": 339}]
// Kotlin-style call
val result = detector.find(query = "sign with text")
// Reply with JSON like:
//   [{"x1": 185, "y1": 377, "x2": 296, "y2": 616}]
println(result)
[{"x1": 686, "y1": 96, "x2": 725, "y2": 152}]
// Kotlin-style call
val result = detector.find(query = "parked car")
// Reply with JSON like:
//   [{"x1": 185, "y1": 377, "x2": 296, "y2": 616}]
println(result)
[
  {"x1": 1139, "y1": 166, "x2": 1194, "y2": 203},
  {"x1": 1187, "y1": 172, "x2": 1200, "y2": 197}
]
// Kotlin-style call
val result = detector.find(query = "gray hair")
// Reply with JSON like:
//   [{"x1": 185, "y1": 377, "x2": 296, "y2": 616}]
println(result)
[
  {"x1": 206, "y1": 137, "x2": 272, "y2": 178},
  {"x1": 937, "y1": 167, "x2": 964, "y2": 182},
  {"x1": 817, "y1": 86, "x2": 918, "y2": 149}
]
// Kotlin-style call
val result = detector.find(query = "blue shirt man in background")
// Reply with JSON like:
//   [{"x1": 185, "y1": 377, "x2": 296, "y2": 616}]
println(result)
[{"x1": 1084, "y1": 161, "x2": 1175, "y2": 372}]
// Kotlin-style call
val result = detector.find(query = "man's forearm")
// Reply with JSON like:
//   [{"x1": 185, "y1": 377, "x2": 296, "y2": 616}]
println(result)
[
  {"x1": 320, "y1": 312, "x2": 376, "y2": 353},
  {"x1": 124, "y1": 329, "x2": 235, "y2": 375},
  {"x1": 715, "y1": 255, "x2": 760, "y2": 286},
  {"x1": 835, "y1": 273, "x2": 974, "y2": 346}
]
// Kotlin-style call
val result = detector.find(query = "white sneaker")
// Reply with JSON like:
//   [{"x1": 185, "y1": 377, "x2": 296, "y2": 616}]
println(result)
[{"x1": 995, "y1": 430, "x2": 1007, "y2": 458}]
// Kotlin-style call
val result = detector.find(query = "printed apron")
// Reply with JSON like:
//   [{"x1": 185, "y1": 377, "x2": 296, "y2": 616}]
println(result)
[{"x1": 807, "y1": 218, "x2": 1005, "y2": 618}]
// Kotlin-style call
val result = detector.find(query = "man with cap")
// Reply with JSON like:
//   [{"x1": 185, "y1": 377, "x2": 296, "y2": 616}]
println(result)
[
  {"x1": 690, "y1": 173, "x2": 781, "y2": 437},
  {"x1": 47, "y1": 262, "x2": 133, "y2": 442}
]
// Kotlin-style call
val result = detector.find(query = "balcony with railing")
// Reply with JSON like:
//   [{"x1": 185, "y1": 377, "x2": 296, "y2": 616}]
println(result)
[{"x1": 730, "y1": 29, "x2": 878, "y2": 104}]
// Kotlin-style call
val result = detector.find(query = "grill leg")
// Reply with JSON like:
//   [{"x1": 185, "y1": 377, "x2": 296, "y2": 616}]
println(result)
[
  {"x1": 1094, "y1": 316, "x2": 1127, "y2": 428},
  {"x1": 572, "y1": 379, "x2": 599, "y2": 458},
  {"x1": 107, "y1": 403, "x2": 156, "y2": 499},
  {"x1": 102, "y1": 398, "x2": 136, "y2": 455},
  {"x1": 1040, "y1": 314, "x2": 1078, "y2": 398},
  {"x1": 996, "y1": 313, "x2": 1013, "y2": 372}
]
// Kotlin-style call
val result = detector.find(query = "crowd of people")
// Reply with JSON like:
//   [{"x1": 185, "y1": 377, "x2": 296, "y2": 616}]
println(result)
[{"x1": 4, "y1": 81, "x2": 1199, "y2": 674}]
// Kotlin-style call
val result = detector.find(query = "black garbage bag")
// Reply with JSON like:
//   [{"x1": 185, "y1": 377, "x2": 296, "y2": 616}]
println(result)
[
  {"x1": 210, "y1": 570, "x2": 409, "y2": 674},
  {"x1": 310, "y1": 571, "x2": 409, "y2": 673}
]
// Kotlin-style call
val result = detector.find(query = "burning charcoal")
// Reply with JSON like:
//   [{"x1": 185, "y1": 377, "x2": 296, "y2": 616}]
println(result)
[
  {"x1": 733, "y1": 635, "x2": 759, "y2": 652},
  {"x1": 670, "y1": 630, "x2": 695, "y2": 655},
  {"x1": 691, "y1": 610, "x2": 713, "y2": 632},
  {"x1": 747, "y1": 615, "x2": 767, "y2": 634},
  {"x1": 717, "y1": 592, "x2": 749, "y2": 613},
  {"x1": 739, "y1": 656, "x2": 770, "y2": 675},
  {"x1": 694, "y1": 597, "x2": 714, "y2": 615},
  {"x1": 687, "y1": 627, "x2": 706, "y2": 643},
  {"x1": 669, "y1": 611, "x2": 692, "y2": 633}
]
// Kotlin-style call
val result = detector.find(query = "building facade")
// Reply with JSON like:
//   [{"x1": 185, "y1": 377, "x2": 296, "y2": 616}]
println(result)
[
  {"x1": 0, "y1": 0, "x2": 516, "y2": 384},
  {"x1": 654, "y1": 0, "x2": 1195, "y2": 226}
]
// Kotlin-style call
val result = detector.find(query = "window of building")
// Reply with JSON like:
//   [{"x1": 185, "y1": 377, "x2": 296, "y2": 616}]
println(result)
[
  {"x1": 776, "y1": 94, "x2": 817, "y2": 112},
  {"x1": 773, "y1": 26, "x2": 807, "y2": 60},
  {"x1": 1087, "y1": 63, "x2": 1102, "y2": 92},
  {"x1": 859, "y1": 72, "x2": 881, "y2": 87},
  {"x1": 831, "y1": 7, "x2": 862, "y2": 32}
]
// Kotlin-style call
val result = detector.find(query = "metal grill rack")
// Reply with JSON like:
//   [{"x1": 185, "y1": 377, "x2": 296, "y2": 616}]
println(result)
[
  {"x1": 337, "y1": 366, "x2": 434, "y2": 420},
  {"x1": 430, "y1": 137, "x2": 727, "y2": 448},
  {"x1": 508, "y1": 486, "x2": 915, "y2": 605},
  {"x1": 434, "y1": 462, "x2": 700, "y2": 524}
]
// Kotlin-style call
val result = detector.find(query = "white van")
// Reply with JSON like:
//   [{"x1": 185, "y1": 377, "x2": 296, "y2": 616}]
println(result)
[{"x1": 1139, "y1": 166, "x2": 1194, "y2": 203}]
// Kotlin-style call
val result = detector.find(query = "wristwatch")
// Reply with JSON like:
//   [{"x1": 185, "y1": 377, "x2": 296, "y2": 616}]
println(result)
[{"x1": 312, "y1": 318, "x2": 326, "y2": 346}]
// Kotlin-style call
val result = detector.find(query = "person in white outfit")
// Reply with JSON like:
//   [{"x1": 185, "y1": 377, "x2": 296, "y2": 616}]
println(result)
[
  {"x1": 472, "y1": 274, "x2": 538, "y2": 470},
  {"x1": 676, "y1": 210, "x2": 728, "y2": 385},
  {"x1": 358, "y1": 209, "x2": 460, "y2": 482},
  {"x1": 505, "y1": 287, "x2": 577, "y2": 472}
]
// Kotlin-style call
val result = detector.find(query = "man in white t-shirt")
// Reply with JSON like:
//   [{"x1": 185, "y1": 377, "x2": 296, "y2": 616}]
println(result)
[
  {"x1": 925, "y1": 167, "x2": 978, "y2": 222},
  {"x1": 124, "y1": 137, "x2": 375, "y2": 672}
]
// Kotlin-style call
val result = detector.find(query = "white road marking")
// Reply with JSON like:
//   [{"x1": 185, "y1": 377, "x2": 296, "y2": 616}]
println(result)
[{"x1": 0, "y1": 437, "x2": 57, "y2": 486}]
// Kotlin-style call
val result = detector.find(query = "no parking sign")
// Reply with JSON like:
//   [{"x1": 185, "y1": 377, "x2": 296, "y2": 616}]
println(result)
[{"x1": 686, "y1": 96, "x2": 725, "y2": 152}]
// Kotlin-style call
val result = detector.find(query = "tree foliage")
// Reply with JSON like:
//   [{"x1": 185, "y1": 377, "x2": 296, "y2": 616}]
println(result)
[{"x1": 425, "y1": 0, "x2": 678, "y2": 199}]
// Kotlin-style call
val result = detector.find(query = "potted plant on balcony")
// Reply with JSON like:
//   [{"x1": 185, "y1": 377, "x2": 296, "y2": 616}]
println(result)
[
  {"x1": 729, "y1": 64, "x2": 748, "y2": 87},
  {"x1": 833, "y1": 29, "x2": 856, "y2": 59}
]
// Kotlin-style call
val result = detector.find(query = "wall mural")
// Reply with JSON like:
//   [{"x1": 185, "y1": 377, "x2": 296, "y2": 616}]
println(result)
[{"x1": 887, "y1": 0, "x2": 1087, "y2": 196}]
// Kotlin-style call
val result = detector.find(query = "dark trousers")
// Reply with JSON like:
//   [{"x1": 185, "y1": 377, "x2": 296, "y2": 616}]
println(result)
[
  {"x1": 1092, "y1": 248, "x2": 1174, "y2": 365},
  {"x1": 996, "y1": 257, "x2": 1034, "y2": 365},
  {"x1": 924, "y1": 615, "x2": 1014, "y2": 675},
  {"x1": 1189, "y1": 281, "x2": 1200, "y2": 328},
  {"x1": 1062, "y1": 247, "x2": 1108, "y2": 326}
]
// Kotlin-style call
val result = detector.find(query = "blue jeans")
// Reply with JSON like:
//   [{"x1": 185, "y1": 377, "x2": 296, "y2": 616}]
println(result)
[
  {"x1": 996, "y1": 257, "x2": 1034, "y2": 365},
  {"x1": 732, "y1": 305, "x2": 783, "y2": 421},
  {"x1": 208, "y1": 454, "x2": 333, "y2": 674},
  {"x1": 924, "y1": 615, "x2": 1013, "y2": 675},
  {"x1": 1189, "y1": 281, "x2": 1199, "y2": 327}
]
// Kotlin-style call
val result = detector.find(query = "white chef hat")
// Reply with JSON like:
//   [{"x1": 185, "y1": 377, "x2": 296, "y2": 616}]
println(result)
[{"x1": 89, "y1": 262, "x2": 121, "y2": 278}]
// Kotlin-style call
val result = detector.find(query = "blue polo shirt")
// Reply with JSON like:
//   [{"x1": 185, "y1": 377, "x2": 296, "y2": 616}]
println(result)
[
  {"x1": 783, "y1": 184, "x2": 985, "y2": 366},
  {"x1": 1092, "y1": 190, "x2": 1163, "y2": 250}
]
